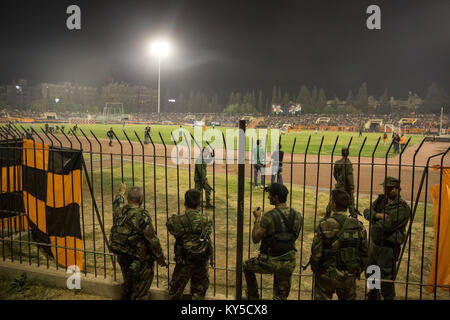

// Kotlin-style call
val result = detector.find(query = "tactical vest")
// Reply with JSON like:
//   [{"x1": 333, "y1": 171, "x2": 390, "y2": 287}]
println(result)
[
  {"x1": 322, "y1": 215, "x2": 363, "y2": 275},
  {"x1": 109, "y1": 207, "x2": 144, "y2": 258},
  {"x1": 260, "y1": 208, "x2": 297, "y2": 257},
  {"x1": 174, "y1": 213, "x2": 211, "y2": 263}
]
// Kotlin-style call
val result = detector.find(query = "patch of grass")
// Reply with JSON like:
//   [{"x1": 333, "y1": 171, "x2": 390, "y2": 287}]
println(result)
[{"x1": 2, "y1": 157, "x2": 446, "y2": 300}]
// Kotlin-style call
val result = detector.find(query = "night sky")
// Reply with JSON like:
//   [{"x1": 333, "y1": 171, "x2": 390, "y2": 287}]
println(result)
[{"x1": 1, "y1": 0, "x2": 450, "y2": 99}]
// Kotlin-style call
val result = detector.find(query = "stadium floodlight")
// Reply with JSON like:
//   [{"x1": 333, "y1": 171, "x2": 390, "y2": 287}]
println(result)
[
  {"x1": 148, "y1": 39, "x2": 171, "y2": 113},
  {"x1": 149, "y1": 40, "x2": 170, "y2": 57}
]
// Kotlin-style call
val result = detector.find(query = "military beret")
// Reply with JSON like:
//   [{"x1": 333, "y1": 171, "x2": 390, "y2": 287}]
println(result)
[{"x1": 381, "y1": 176, "x2": 400, "y2": 187}]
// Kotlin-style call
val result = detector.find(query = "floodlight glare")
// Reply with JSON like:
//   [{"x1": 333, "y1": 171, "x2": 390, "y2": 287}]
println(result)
[{"x1": 150, "y1": 40, "x2": 170, "y2": 57}]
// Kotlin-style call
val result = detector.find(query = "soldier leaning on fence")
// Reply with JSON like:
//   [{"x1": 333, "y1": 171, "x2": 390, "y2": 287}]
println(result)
[
  {"x1": 110, "y1": 183, "x2": 167, "y2": 300},
  {"x1": 310, "y1": 189, "x2": 368, "y2": 300},
  {"x1": 194, "y1": 147, "x2": 215, "y2": 209},
  {"x1": 243, "y1": 183, "x2": 303, "y2": 300},
  {"x1": 166, "y1": 189, "x2": 213, "y2": 300},
  {"x1": 363, "y1": 176, "x2": 410, "y2": 300},
  {"x1": 326, "y1": 148, "x2": 358, "y2": 218}
]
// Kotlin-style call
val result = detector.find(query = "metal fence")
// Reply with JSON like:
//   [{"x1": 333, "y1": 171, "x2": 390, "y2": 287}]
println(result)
[{"x1": 0, "y1": 121, "x2": 449, "y2": 300}]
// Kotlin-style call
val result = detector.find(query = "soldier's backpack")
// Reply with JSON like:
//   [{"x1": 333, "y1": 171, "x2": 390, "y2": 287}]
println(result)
[
  {"x1": 174, "y1": 213, "x2": 211, "y2": 262},
  {"x1": 331, "y1": 217, "x2": 364, "y2": 275},
  {"x1": 263, "y1": 208, "x2": 297, "y2": 257},
  {"x1": 109, "y1": 208, "x2": 141, "y2": 256}
]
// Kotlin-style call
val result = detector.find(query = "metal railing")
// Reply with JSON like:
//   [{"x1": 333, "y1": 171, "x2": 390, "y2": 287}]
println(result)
[{"x1": 0, "y1": 121, "x2": 449, "y2": 300}]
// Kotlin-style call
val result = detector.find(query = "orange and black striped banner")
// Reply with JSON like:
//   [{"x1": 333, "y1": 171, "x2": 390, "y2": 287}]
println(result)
[
  {"x1": 0, "y1": 140, "x2": 24, "y2": 227},
  {"x1": 1, "y1": 139, "x2": 84, "y2": 270}
]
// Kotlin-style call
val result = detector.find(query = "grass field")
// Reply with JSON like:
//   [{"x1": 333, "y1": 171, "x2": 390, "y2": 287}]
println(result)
[
  {"x1": 21, "y1": 123, "x2": 425, "y2": 158},
  {"x1": 2, "y1": 156, "x2": 446, "y2": 300}
]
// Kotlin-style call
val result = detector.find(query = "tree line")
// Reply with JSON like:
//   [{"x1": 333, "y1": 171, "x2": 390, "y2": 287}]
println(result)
[{"x1": 6, "y1": 82, "x2": 448, "y2": 115}]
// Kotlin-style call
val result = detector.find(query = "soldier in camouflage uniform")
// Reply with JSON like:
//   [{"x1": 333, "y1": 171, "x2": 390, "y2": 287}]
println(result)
[
  {"x1": 111, "y1": 183, "x2": 167, "y2": 300},
  {"x1": 166, "y1": 189, "x2": 213, "y2": 299},
  {"x1": 363, "y1": 177, "x2": 410, "y2": 300},
  {"x1": 311, "y1": 189, "x2": 368, "y2": 300},
  {"x1": 194, "y1": 147, "x2": 214, "y2": 209},
  {"x1": 243, "y1": 183, "x2": 303, "y2": 300},
  {"x1": 326, "y1": 148, "x2": 358, "y2": 218}
]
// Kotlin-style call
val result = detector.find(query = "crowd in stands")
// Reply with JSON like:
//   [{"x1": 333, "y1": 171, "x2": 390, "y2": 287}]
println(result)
[
  {"x1": 261, "y1": 113, "x2": 448, "y2": 131},
  {"x1": 1, "y1": 109, "x2": 448, "y2": 132}
]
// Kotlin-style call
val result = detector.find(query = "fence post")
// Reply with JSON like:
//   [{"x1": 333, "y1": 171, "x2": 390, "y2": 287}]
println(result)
[{"x1": 236, "y1": 119, "x2": 246, "y2": 300}]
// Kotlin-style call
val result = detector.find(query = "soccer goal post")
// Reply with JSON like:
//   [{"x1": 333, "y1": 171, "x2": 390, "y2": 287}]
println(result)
[{"x1": 103, "y1": 102, "x2": 124, "y2": 123}]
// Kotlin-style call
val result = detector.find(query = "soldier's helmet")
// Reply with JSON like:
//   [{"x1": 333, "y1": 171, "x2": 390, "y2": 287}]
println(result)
[
  {"x1": 341, "y1": 148, "x2": 349, "y2": 157},
  {"x1": 381, "y1": 176, "x2": 400, "y2": 188}
]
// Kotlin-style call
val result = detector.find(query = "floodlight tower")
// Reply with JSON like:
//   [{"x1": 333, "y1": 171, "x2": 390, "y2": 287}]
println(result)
[{"x1": 149, "y1": 40, "x2": 170, "y2": 113}]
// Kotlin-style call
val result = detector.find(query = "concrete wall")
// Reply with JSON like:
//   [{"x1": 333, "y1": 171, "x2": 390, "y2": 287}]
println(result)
[{"x1": 0, "y1": 260, "x2": 230, "y2": 300}]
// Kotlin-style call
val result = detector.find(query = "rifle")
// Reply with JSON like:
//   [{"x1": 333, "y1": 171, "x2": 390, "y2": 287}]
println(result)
[{"x1": 302, "y1": 257, "x2": 311, "y2": 271}]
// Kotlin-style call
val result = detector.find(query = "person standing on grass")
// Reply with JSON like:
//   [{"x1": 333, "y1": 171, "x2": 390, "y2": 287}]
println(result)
[
  {"x1": 194, "y1": 147, "x2": 215, "y2": 209},
  {"x1": 243, "y1": 183, "x2": 303, "y2": 300},
  {"x1": 178, "y1": 125, "x2": 183, "y2": 142},
  {"x1": 270, "y1": 144, "x2": 284, "y2": 185},
  {"x1": 253, "y1": 139, "x2": 266, "y2": 188},
  {"x1": 363, "y1": 177, "x2": 410, "y2": 300},
  {"x1": 110, "y1": 183, "x2": 167, "y2": 300},
  {"x1": 383, "y1": 132, "x2": 387, "y2": 146},
  {"x1": 166, "y1": 189, "x2": 213, "y2": 300},
  {"x1": 393, "y1": 133, "x2": 400, "y2": 154},
  {"x1": 325, "y1": 148, "x2": 359, "y2": 219},
  {"x1": 400, "y1": 134, "x2": 406, "y2": 152},
  {"x1": 310, "y1": 189, "x2": 368, "y2": 300},
  {"x1": 107, "y1": 127, "x2": 114, "y2": 147},
  {"x1": 144, "y1": 125, "x2": 151, "y2": 144}
]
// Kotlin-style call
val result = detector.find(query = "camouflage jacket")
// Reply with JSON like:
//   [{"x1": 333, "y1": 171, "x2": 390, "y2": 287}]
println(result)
[
  {"x1": 311, "y1": 212, "x2": 368, "y2": 275},
  {"x1": 259, "y1": 207, "x2": 303, "y2": 256},
  {"x1": 166, "y1": 209, "x2": 213, "y2": 258},
  {"x1": 333, "y1": 158, "x2": 354, "y2": 191},
  {"x1": 363, "y1": 195, "x2": 410, "y2": 246},
  {"x1": 112, "y1": 194, "x2": 164, "y2": 260}
]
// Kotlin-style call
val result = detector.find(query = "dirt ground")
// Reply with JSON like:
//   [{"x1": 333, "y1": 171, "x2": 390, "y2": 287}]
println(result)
[{"x1": 0, "y1": 276, "x2": 108, "y2": 300}]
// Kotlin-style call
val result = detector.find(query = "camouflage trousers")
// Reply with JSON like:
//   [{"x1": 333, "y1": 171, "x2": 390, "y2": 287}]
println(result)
[
  {"x1": 313, "y1": 269, "x2": 357, "y2": 300},
  {"x1": 169, "y1": 257, "x2": 210, "y2": 300},
  {"x1": 243, "y1": 251, "x2": 296, "y2": 300},
  {"x1": 366, "y1": 242, "x2": 400, "y2": 300},
  {"x1": 117, "y1": 255, "x2": 154, "y2": 300},
  {"x1": 195, "y1": 180, "x2": 212, "y2": 204}
]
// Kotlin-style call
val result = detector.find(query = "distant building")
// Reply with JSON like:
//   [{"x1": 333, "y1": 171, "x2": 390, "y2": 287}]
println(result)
[
  {"x1": 390, "y1": 92, "x2": 423, "y2": 113},
  {"x1": 101, "y1": 82, "x2": 156, "y2": 112},
  {"x1": 326, "y1": 98, "x2": 347, "y2": 111},
  {"x1": 6, "y1": 79, "x2": 41, "y2": 109},
  {"x1": 40, "y1": 82, "x2": 99, "y2": 107}
]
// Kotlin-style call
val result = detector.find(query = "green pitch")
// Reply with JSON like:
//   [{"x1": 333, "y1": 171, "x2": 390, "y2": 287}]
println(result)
[{"x1": 22, "y1": 123, "x2": 424, "y2": 158}]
